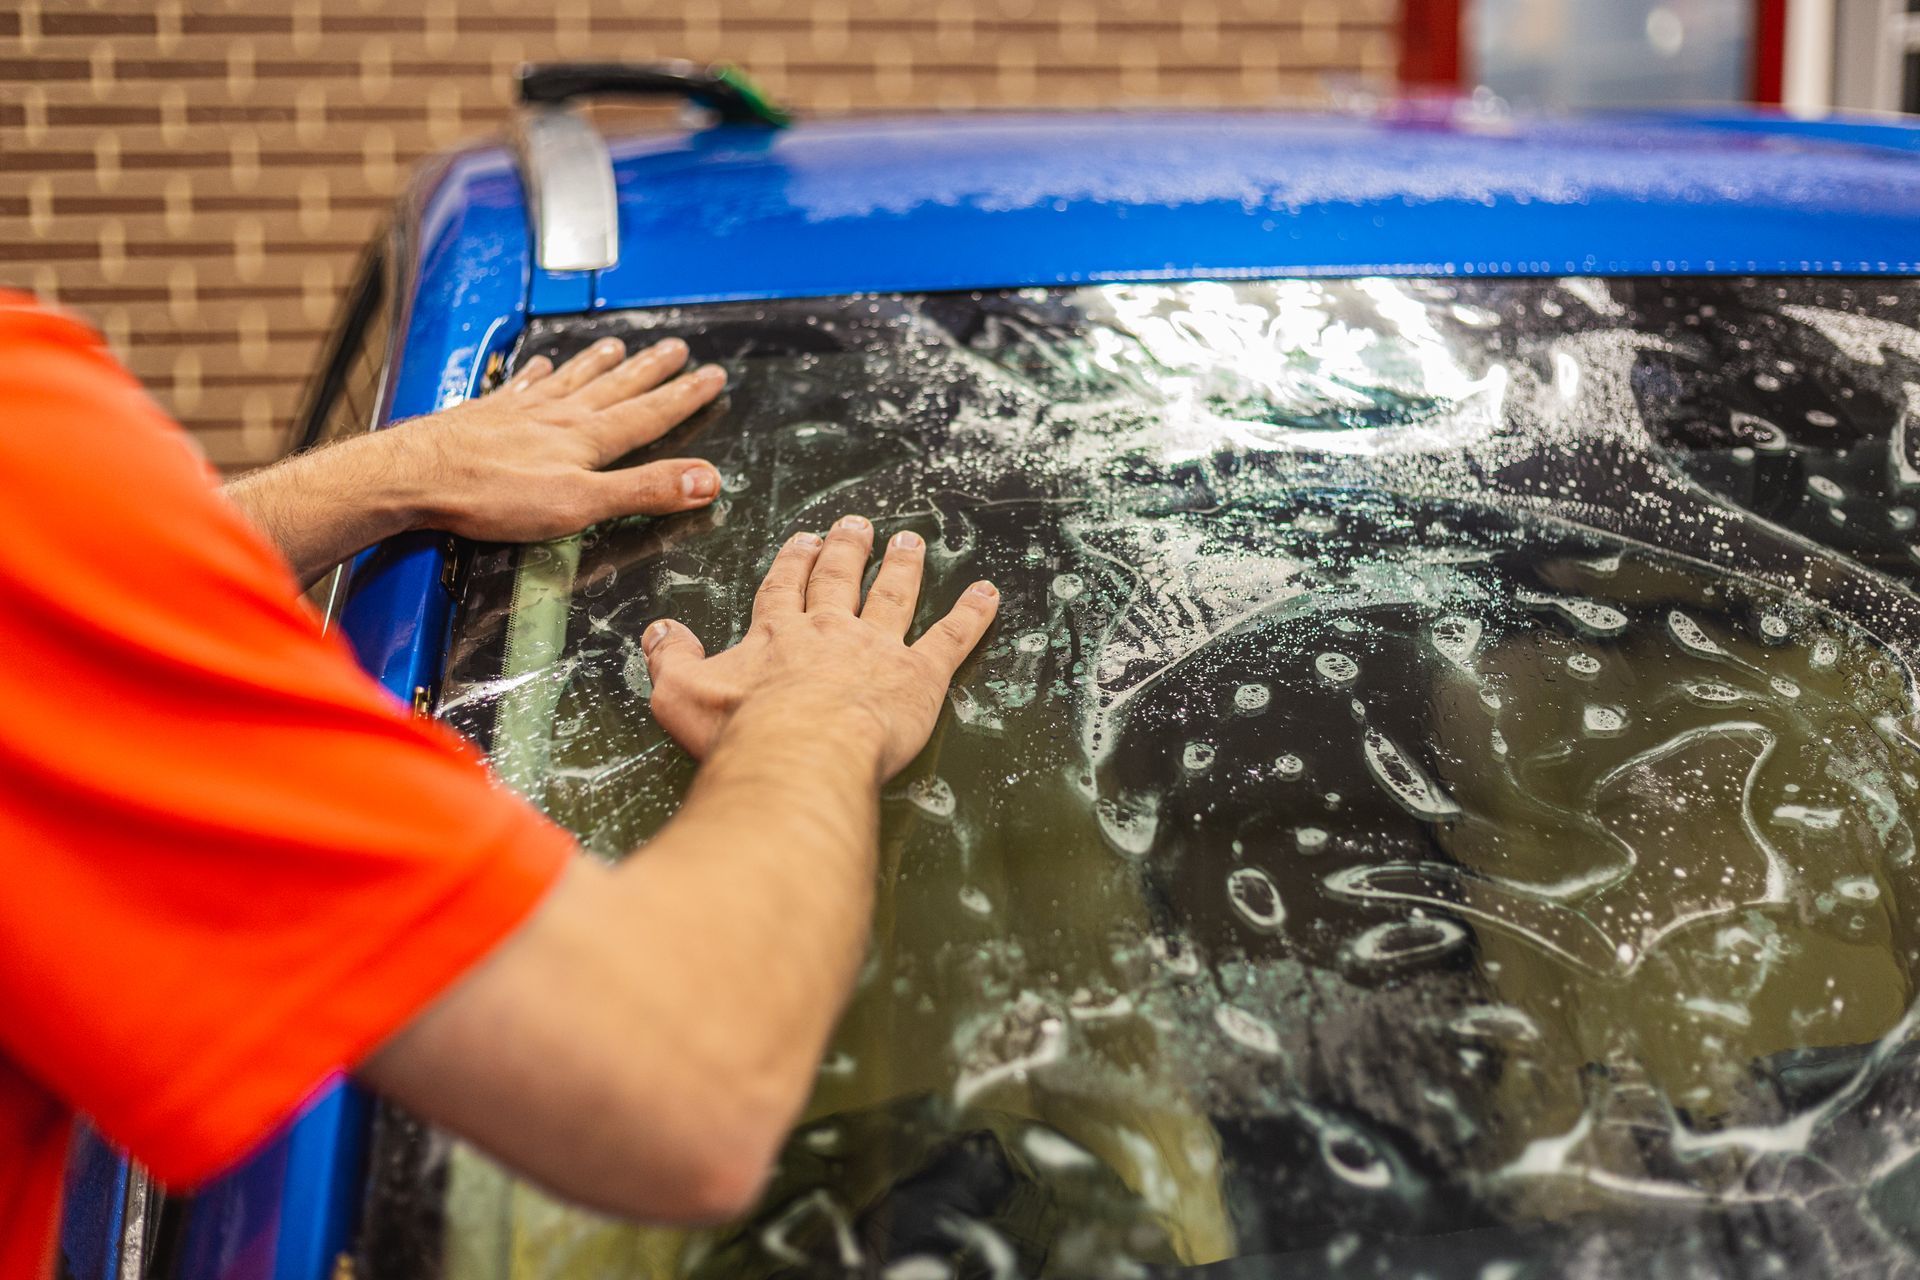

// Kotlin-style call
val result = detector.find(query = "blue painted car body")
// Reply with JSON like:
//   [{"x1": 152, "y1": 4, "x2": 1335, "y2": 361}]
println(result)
[{"x1": 68, "y1": 103, "x2": 1920, "y2": 1280}]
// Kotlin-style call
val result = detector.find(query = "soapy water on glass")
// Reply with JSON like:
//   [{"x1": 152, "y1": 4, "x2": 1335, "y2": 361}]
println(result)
[{"x1": 412, "y1": 278, "x2": 1920, "y2": 1277}]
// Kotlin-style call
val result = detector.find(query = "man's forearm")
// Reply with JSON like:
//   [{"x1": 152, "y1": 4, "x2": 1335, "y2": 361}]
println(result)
[
  {"x1": 223, "y1": 432, "x2": 422, "y2": 589},
  {"x1": 605, "y1": 696, "x2": 883, "y2": 1121},
  {"x1": 358, "y1": 698, "x2": 887, "y2": 1220}
]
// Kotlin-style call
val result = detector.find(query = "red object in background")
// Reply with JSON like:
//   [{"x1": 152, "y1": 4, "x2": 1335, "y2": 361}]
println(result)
[
  {"x1": 1399, "y1": 0, "x2": 1465, "y2": 88},
  {"x1": 1751, "y1": 0, "x2": 1787, "y2": 103}
]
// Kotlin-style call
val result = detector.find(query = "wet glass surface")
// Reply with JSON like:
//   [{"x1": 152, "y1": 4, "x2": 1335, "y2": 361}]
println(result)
[{"x1": 361, "y1": 279, "x2": 1920, "y2": 1279}]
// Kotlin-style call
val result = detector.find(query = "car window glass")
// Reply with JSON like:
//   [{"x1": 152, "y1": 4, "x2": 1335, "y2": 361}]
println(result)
[{"x1": 361, "y1": 278, "x2": 1920, "y2": 1279}]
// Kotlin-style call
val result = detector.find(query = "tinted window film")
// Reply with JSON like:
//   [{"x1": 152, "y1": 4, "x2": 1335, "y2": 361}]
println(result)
[{"x1": 363, "y1": 278, "x2": 1920, "y2": 1279}]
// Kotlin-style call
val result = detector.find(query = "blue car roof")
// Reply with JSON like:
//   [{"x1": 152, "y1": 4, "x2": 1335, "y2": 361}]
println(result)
[{"x1": 561, "y1": 109, "x2": 1920, "y2": 311}]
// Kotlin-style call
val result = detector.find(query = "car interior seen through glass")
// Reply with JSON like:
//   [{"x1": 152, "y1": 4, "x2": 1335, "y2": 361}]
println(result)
[{"x1": 359, "y1": 277, "x2": 1920, "y2": 1279}]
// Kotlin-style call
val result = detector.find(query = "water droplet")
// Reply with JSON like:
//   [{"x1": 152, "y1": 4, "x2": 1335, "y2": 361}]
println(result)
[
  {"x1": 907, "y1": 776, "x2": 956, "y2": 819},
  {"x1": 1097, "y1": 792, "x2": 1159, "y2": 856},
  {"x1": 1807, "y1": 409, "x2": 1839, "y2": 428},
  {"x1": 1316, "y1": 652, "x2": 1359, "y2": 684},
  {"x1": 1730, "y1": 445, "x2": 1756, "y2": 464},
  {"x1": 1759, "y1": 613, "x2": 1789, "y2": 640},
  {"x1": 1431, "y1": 616, "x2": 1483, "y2": 669},
  {"x1": 1214, "y1": 1004, "x2": 1281, "y2": 1056},
  {"x1": 1450, "y1": 1005, "x2": 1541, "y2": 1044},
  {"x1": 1525, "y1": 592, "x2": 1627, "y2": 636},
  {"x1": 1774, "y1": 804, "x2": 1842, "y2": 831},
  {"x1": 1667, "y1": 610, "x2": 1729, "y2": 659},
  {"x1": 1348, "y1": 918, "x2": 1468, "y2": 968},
  {"x1": 1808, "y1": 475, "x2": 1844, "y2": 503},
  {"x1": 1016, "y1": 631, "x2": 1048, "y2": 654},
  {"x1": 1021, "y1": 1129, "x2": 1097, "y2": 1170},
  {"x1": 1583, "y1": 704, "x2": 1628, "y2": 736},
  {"x1": 1811, "y1": 637, "x2": 1839, "y2": 669},
  {"x1": 1234, "y1": 682, "x2": 1272, "y2": 714},
  {"x1": 1770, "y1": 675, "x2": 1801, "y2": 699},
  {"x1": 1151, "y1": 934, "x2": 1202, "y2": 976},
  {"x1": 958, "y1": 886, "x2": 992, "y2": 916},
  {"x1": 1893, "y1": 507, "x2": 1917, "y2": 532},
  {"x1": 1362, "y1": 727, "x2": 1461, "y2": 820},
  {"x1": 1566, "y1": 652, "x2": 1601, "y2": 678},
  {"x1": 1491, "y1": 729, "x2": 1509, "y2": 757},
  {"x1": 1275, "y1": 753, "x2": 1306, "y2": 780},
  {"x1": 1732, "y1": 411, "x2": 1787, "y2": 451},
  {"x1": 1296, "y1": 826, "x2": 1330, "y2": 853},
  {"x1": 950, "y1": 688, "x2": 1005, "y2": 736},
  {"x1": 1682, "y1": 680, "x2": 1744, "y2": 705},
  {"x1": 1316, "y1": 1120, "x2": 1392, "y2": 1189},
  {"x1": 1182, "y1": 741, "x2": 1216, "y2": 773},
  {"x1": 1836, "y1": 876, "x2": 1880, "y2": 902},
  {"x1": 1049, "y1": 573, "x2": 1085, "y2": 602},
  {"x1": 1755, "y1": 372, "x2": 1782, "y2": 392},
  {"x1": 1227, "y1": 867, "x2": 1285, "y2": 933}
]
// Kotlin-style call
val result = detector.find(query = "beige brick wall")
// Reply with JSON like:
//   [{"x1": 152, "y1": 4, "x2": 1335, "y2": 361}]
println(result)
[{"x1": 3, "y1": 0, "x2": 1399, "y2": 471}]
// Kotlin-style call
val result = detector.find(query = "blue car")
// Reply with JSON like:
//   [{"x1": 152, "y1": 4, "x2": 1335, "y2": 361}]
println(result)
[{"x1": 67, "y1": 62, "x2": 1920, "y2": 1280}]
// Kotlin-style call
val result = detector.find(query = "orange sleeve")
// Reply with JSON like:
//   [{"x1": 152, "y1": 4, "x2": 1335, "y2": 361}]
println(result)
[{"x1": 0, "y1": 295, "x2": 576, "y2": 1185}]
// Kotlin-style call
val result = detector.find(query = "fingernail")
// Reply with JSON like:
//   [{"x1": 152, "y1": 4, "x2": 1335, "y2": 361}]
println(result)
[
  {"x1": 697, "y1": 364, "x2": 727, "y2": 384},
  {"x1": 656, "y1": 337, "x2": 688, "y2": 357},
  {"x1": 598, "y1": 338, "x2": 624, "y2": 356},
  {"x1": 681, "y1": 467, "x2": 718, "y2": 498},
  {"x1": 642, "y1": 620, "x2": 670, "y2": 653},
  {"x1": 791, "y1": 531, "x2": 823, "y2": 548},
  {"x1": 836, "y1": 514, "x2": 869, "y2": 532},
  {"x1": 968, "y1": 580, "x2": 999, "y2": 599},
  {"x1": 889, "y1": 530, "x2": 923, "y2": 551}
]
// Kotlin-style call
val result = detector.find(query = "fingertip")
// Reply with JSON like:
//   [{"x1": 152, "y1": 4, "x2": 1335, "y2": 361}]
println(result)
[
  {"x1": 678, "y1": 463, "x2": 720, "y2": 502},
  {"x1": 888, "y1": 529, "x2": 924, "y2": 553},
  {"x1": 966, "y1": 580, "x2": 999, "y2": 605},
  {"x1": 642, "y1": 619, "x2": 672, "y2": 654}
]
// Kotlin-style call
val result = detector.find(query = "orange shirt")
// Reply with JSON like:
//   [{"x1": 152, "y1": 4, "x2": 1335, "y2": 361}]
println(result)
[{"x1": 0, "y1": 295, "x2": 575, "y2": 1277}]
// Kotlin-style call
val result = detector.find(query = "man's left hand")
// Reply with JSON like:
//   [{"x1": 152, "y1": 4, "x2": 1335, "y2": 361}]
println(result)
[{"x1": 224, "y1": 337, "x2": 726, "y2": 587}]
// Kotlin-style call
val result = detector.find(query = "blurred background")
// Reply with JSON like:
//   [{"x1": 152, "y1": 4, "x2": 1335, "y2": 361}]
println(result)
[{"x1": 0, "y1": 0, "x2": 1907, "y2": 470}]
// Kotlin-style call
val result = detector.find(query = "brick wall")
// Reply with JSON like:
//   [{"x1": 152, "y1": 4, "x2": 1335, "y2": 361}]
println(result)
[{"x1": 3, "y1": 0, "x2": 1399, "y2": 471}]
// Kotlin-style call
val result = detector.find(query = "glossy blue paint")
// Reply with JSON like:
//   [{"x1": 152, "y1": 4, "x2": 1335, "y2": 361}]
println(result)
[
  {"x1": 1655, "y1": 107, "x2": 1920, "y2": 157},
  {"x1": 267, "y1": 1086, "x2": 373, "y2": 1280},
  {"x1": 58, "y1": 1126, "x2": 128, "y2": 1280},
  {"x1": 567, "y1": 111, "x2": 1920, "y2": 309}
]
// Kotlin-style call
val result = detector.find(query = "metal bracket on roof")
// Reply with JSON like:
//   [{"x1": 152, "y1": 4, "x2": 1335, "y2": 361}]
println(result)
[
  {"x1": 510, "y1": 62, "x2": 791, "y2": 275},
  {"x1": 512, "y1": 103, "x2": 620, "y2": 274}
]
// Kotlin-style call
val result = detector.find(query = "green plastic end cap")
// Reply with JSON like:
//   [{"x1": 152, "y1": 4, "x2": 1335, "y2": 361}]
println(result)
[{"x1": 713, "y1": 65, "x2": 793, "y2": 129}]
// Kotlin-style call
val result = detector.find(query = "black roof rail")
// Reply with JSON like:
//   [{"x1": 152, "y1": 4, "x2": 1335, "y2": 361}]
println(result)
[{"x1": 515, "y1": 61, "x2": 792, "y2": 128}]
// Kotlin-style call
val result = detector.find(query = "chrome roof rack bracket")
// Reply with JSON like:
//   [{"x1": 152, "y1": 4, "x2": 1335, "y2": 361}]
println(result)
[
  {"x1": 510, "y1": 62, "x2": 791, "y2": 275},
  {"x1": 512, "y1": 103, "x2": 619, "y2": 275}
]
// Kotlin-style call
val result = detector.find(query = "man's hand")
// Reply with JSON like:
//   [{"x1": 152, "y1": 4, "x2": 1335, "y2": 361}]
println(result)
[
  {"x1": 643, "y1": 516, "x2": 1000, "y2": 781},
  {"x1": 224, "y1": 337, "x2": 725, "y2": 588},
  {"x1": 392, "y1": 337, "x2": 726, "y2": 544},
  {"x1": 363, "y1": 522, "x2": 998, "y2": 1224}
]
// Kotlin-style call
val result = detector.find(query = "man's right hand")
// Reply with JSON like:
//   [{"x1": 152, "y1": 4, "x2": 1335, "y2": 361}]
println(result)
[
  {"x1": 641, "y1": 515, "x2": 999, "y2": 781},
  {"x1": 364, "y1": 515, "x2": 998, "y2": 1225}
]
